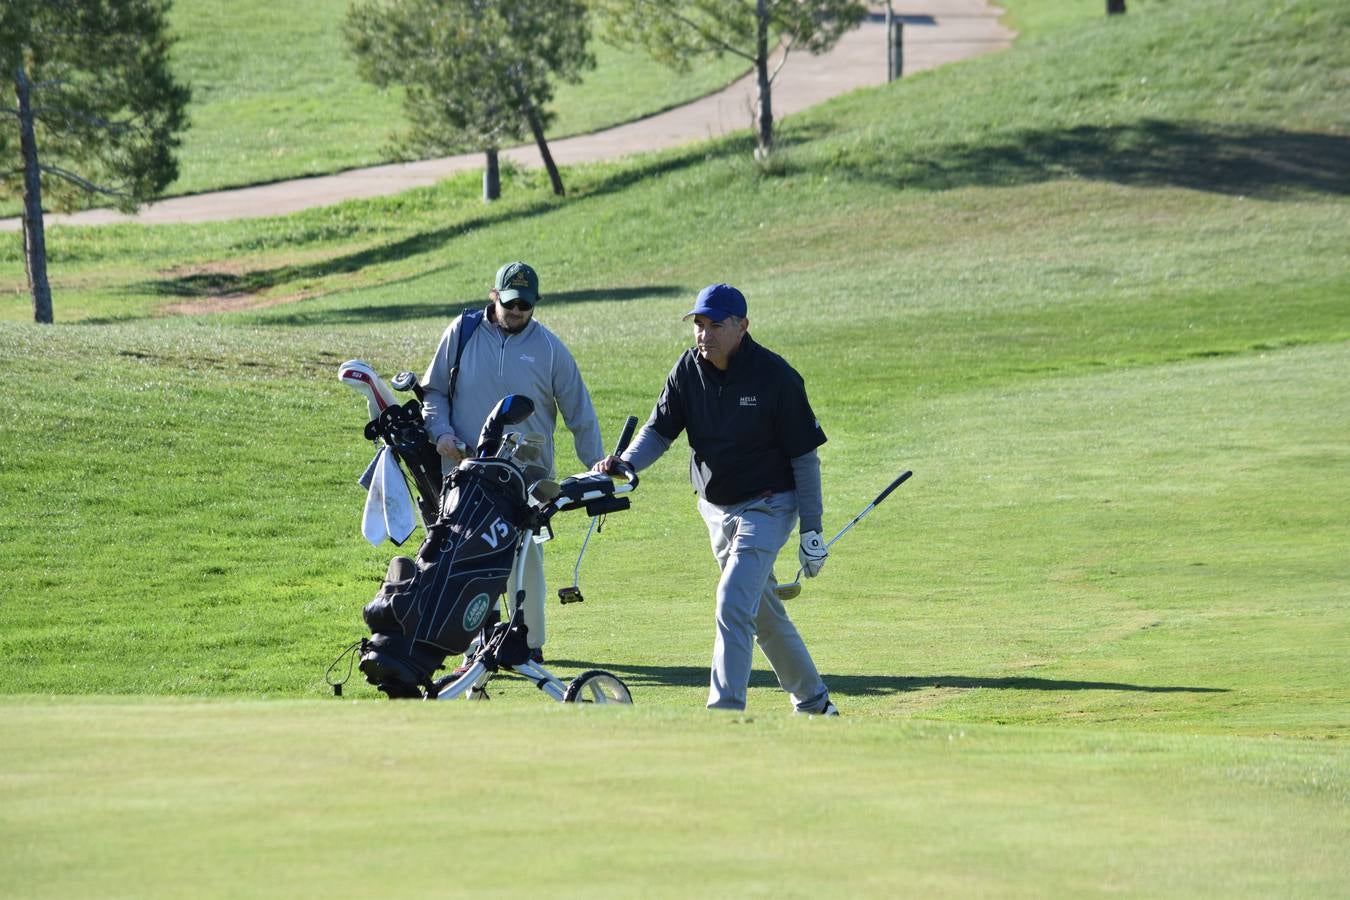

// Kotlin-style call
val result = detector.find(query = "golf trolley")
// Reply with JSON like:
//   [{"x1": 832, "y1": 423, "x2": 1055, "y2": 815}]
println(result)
[{"x1": 332, "y1": 361, "x2": 639, "y2": 704}]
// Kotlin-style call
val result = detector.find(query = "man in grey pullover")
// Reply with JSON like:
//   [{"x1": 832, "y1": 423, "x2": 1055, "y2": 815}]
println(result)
[{"x1": 421, "y1": 261, "x2": 605, "y2": 659}]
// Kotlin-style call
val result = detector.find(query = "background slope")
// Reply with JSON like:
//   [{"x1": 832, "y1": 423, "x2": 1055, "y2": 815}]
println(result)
[{"x1": 0, "y1": 0, "x2": 1346, "y2": 894}]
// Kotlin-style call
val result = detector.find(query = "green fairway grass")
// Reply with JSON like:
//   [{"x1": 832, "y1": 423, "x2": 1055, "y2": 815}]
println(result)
[
  {"x1": 0, "y1": 0, "x2": 1347, "y2": 894},
  {"x1": 2, "y1": 700, "x2": 1347, "y2": 898}
]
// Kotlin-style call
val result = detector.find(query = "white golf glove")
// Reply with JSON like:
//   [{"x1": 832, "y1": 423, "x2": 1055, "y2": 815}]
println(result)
[{"x1": 798, "y1": 530, "x2": 828, "y2": 578}]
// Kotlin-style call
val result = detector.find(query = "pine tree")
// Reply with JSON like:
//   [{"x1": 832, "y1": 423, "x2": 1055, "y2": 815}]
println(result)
[
  {"x1": 2, "y1": 0, "x2": 190, "y2": 323},
  {"x1": 592, "y1": 0, "x2": 866, "y2": 160},
  {"x1": 345, "y1": 0, "x2": 595, "y2": 200}
]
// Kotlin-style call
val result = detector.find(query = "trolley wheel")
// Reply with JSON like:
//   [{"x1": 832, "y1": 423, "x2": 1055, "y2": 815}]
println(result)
[{"x1": 563, "y1": 669, "x2": 633, "y2": 705}]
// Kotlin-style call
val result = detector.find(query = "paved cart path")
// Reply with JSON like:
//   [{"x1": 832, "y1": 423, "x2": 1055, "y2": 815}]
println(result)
[{"x1": 2, "y1": 2, "x2": 1012, "y2": 231}]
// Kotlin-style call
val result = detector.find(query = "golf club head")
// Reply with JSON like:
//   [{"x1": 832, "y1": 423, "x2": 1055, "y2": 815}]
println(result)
[
  {"x1": 390, "y1": 370, "x2": 418, "y2": 392},
  {"x1": 558, "y1": 585, "x2": 584, "y2": 605},
  {"x1": 338, "y1": 360, "x2": 399, "y2": 420},
  {"x1": 773, "y1": 581, "x2": 803, "y2": 601},
  {"x1": 530, "y1": 478, "x2": 562, "y2": 505},
  {"x1": 509, "y1": 433, "x2": 550, "y2": 482},
  {"x1": 498, "y1": 431, "x2": 522, "y2": 456},
  {"x1": 385, "y1": 555, "x2": 415, "y2": 583}
]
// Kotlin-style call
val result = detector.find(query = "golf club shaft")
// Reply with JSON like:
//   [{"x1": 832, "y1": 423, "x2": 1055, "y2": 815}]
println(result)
[
  {"x1": 572, "y1": 516, "x2": 597, "y2": 583},
  {"x1": 779, "y1": 469, "x2": 914, "y2": 592},
  {"x1": 823, "y1": 469, "x2": 912, "y2": 548},
  {"x1": 570, "y1": 416, "x2": 641, "y2": 587}
]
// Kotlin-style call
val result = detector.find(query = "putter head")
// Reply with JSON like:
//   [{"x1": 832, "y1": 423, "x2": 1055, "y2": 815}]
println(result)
[
  {"x1": 530, "y1": 478, "x2": 562, "y2": 505},
  {"x1": 773, "y1": 581, "x2": 802, "y2": 601},
  {"x1": 558, "y1": 586, "x2": 584, "y2": 605}
]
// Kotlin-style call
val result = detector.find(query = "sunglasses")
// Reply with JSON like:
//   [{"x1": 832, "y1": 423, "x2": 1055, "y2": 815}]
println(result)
[{"x1": 500, "y1": 297, "x2": 535, "y2": 311}]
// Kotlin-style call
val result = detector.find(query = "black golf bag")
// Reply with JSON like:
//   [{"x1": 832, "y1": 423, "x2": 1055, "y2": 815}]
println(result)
[
  {"x1": 358, "y1": 458, "x2": 531, "y2": 697},
  {"x1": 358, "y1": 395, "x2": 538, "y2": 698}
]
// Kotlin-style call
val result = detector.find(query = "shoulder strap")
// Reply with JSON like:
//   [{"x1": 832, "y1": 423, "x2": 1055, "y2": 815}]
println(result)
[{"x1": 448, "y1": 308, "x2": 484, "y2": 405}]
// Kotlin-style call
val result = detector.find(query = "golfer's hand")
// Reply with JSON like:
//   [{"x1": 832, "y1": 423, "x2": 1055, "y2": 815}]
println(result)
[
  {"x1": 435, "y1": 434, "x2": 466, "y2": 464},
  {"x1": 593, "y1": 454, "x2": 624, "y2": 475},
  {"x1": 798, "y1": 530, "x2": 828, "y2": 578}
]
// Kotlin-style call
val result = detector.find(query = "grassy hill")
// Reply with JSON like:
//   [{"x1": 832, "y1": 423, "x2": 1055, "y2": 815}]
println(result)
[
  {"x1": 168, "y1": 0, "x2": 747, "y2": 195},
  {"x1": 0, "y1": 0, "x2": 1347, "y2": 894},
  {"x1": 2, "y1": 0, "x2": 746, "y2": 207}
]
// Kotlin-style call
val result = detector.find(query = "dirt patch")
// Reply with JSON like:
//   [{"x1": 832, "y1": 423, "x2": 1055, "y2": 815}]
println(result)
[
  {"x1": 159, "y1": 289, "x2": 316, "y2": 317},
  {"x1": 154, "y1": 262, "x2": 315, "y2": 316}
]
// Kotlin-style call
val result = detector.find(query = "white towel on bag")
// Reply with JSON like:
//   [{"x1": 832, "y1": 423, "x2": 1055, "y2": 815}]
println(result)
[{"x1": 362, "y1": 447, "x2": 416, "y2": 547}]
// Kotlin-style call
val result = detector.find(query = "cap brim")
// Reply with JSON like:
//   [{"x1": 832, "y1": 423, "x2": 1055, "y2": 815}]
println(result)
[
  {"x1": 682, "y1": 306, "x2": 731, "y2": 321},
  {"x1": 499, "y1": 289, "x2": 537, "y2": 304}
]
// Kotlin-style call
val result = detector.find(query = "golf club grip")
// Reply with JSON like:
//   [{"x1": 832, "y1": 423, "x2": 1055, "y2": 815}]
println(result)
[
  {"x1": 872, "y1": 470, "x2": 912, "y2": 507},
  {"x1": 614, "y1": 415, "x2": 639, "y2": 455}
]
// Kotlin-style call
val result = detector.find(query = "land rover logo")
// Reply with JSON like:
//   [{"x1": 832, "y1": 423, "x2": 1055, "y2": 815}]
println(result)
[{"x1": 462, "y1": 593, "x2": 491, "y2": 631}]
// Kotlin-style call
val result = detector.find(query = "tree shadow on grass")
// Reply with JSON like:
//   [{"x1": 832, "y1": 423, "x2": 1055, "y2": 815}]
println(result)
[
  {"x1": 830, "y1": 119, "x2": 1350, "y2": 199},
  {"x1": 132, "y1": 119, "x2": 1346, "y2": 322},
  {"x1": 136, "y1": 140, "x2": 740, "y2": 319},
  {"x1": 250, "y1": 285, "x2": 687, "y2": 327},
  {"x1": 547, "y1": 661, "x2": 1228, "y2": 696}
]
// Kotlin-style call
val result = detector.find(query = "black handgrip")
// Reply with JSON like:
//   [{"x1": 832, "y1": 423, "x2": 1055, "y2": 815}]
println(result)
[
  {"x1": 614, "y1": 415, "x2": 638, "y2": 455},
  {"x1": 872, "y1": 470, "x2": 912, "y2": 507}
]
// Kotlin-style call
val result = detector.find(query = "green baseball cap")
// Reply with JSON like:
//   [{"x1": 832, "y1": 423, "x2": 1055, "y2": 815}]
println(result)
[{"x1": 494, "y1": 261, "x2": 539, "y2": 304}]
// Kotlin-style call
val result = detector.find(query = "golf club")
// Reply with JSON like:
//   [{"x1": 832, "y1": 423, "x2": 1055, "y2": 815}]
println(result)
[
  {"x1": 559, "y1": 415, "x2": 639, "y2": 604},
  {"x1": 774, "y1": 469, "x2": 913, "y2": 600},
  {"x1": 338, "y1": 360, "x2": 400, "y2": 420},
  {"x1": 391, "y1": 370, "x2": 426, "y2": 402}
]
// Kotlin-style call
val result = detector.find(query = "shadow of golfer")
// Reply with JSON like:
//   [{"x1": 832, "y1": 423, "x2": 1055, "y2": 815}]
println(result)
[
  {"x1": 546, "y1": 662, "x2": 1228, "y2": 695},
  {"x1": 819, "y1": 673, "x2": 1230, "y2": 697}
]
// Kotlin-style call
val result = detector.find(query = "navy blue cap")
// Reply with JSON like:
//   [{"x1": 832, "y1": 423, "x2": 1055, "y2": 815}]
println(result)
[{"x1": 683, "y1": 283, "x2": 747, "y2": 322}]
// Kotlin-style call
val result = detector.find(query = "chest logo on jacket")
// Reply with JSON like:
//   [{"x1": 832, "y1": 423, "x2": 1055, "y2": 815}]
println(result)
[{"x1": 739, "y1": 395, "x2": 758, "y2": 407}]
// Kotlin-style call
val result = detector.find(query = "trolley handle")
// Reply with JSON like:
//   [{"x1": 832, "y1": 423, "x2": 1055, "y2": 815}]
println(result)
[
  {"x1": 614, "y1": 415, "x2": 638, "y2": 454},
  {"x1": 610, "y1": 415, "x2": 639, "y2": 488}
]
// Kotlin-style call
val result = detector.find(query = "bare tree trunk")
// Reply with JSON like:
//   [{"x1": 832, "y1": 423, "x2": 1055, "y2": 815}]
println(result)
[
  {"x1": 523, "y1": 103, "x2": 565, "y2": 196},
  {"x1": 886, "y1": 1, "x2": 903, "y2": 81},
  {"x1": 483, "y1": 148, "x2": 500, "y2": 201},
  {"x1": 753, "y1": 0, "x2": 773, "y2": 159},
  {"x1": 15, "y1": 65, "x2": 53, "y2": 324}
]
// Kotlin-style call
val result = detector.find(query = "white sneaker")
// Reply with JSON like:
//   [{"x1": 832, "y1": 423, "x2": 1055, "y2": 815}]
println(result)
[{"x1": 796, "y1": 700, "x2": 840, "y2": 717}]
